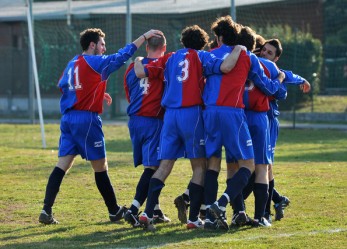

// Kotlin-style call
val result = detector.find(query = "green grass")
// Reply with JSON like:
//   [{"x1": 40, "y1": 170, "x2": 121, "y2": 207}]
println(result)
[
  {"x1": 0, "y1": 124, "x2": 346, "y2": 249},
  {"x1": 297, "y1": 95, "x2": 347, "y2": 113}
]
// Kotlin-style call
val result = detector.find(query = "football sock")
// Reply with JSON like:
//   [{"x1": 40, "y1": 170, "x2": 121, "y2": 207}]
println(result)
[
  {"x1": 218, "y1": 167, "x2": 252, "y2": 207},
  {"x1": 43, "y1": 167, "x2": 65, "y2": 214},
  {"x1": 204, "y1": 170, "x2": 219, "y2": 221},
  {"x1": 266, "y1": 179, "x2": 275, "y2": 214},
  {"x1": 144, "y1": 178, "x2": 164, "y2": 218},
  {"x1": 95, "y1": 170, "x2": 119, "y2": 215},
  {"x1": 272, "y1": 185, "x2": 283, "y2": 204},
  {"x1": 182, "y1": 182, "x2": 191, "y2": 203},
  {"x1": 231, "y1": 192, "x2": 245, "y2": 214},
  {"x1": 188, "y1": 182, "x2": 204, "y2": 222},
  {"x1": 130, "y1": 168, "x2": 155, "y2": 214},
  {"x1": 242, "y1": 172, "x2": 256, "y2": 200},
  {"x1": 253, "y1": 183, "x2": 269, "y2": 220},
  {"x1": 153, "y1": 204, "x2": 163, "y2": 216}
]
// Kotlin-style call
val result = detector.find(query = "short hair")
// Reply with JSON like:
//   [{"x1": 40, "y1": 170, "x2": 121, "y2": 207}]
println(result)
[
  {"x1": 255, "y1": 34, "x2": 266, "y2": 51},
  {"x1": 265, "y1": 38, "x2": 283, "y2": 57},
  {"x1": 236, "y1": 26, "x2": 256, "y2": 52},
  {"x1": 147, "y1": 34, "x2": 166, "y2": 51},
  {"x1": 180, "y1": 25, "x2": 209, "y2": 50},
  {"x1": 211, "y1": 15, "x2": 241, "y2": 46},
  {"x1": 208, "y1": 39, "x2": 219, "y2": 50},
  {"x1": 80, "y1": 28, "x2": 105, "y2": 51}
]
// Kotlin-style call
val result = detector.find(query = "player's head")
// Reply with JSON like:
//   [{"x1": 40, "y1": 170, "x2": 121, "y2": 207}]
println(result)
[
  {"x1": 80, "y1": 28, "x2": 106, "y2": 55},
  {"x1": 208, "y1": 38, "x2": 219, "y2": 50},
  {"x1": 211, "y1": 15, "x2": 240, "y2": 46},
  {"x1": 146, "y1": 34, "x2": 167, "y2": 55},
  {"x1": 260, "y1": 38, "x2": 282, "y2": 62},
  {"x1": 180, "y1": 25, "x2": 209, "y2": 50},
  {"x1": 236, "y1": 26, "x2": 256, "y2": 52}
]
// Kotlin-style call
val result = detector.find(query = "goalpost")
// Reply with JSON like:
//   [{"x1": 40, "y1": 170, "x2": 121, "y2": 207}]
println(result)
[{"x1": 26, "y1": 0, "x2": 46, "y2": 148}]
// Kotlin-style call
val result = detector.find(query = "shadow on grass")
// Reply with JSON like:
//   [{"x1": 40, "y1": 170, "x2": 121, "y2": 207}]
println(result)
[{"x1": 1, "y1": 221, "x2": 248, "y2": 249}]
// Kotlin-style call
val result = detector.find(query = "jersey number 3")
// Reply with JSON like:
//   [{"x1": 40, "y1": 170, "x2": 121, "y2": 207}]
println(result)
[
  {"x1": 67, "y1": 66, "x2": 82, "y2": 90},
  {"x1": 177, "y1": 59, "x2": 189, "y2": 82}
]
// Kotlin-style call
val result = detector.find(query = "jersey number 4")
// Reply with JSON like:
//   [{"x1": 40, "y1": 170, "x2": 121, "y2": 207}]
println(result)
[
  {"x1": 140, "y1": 78, "x2": 150, "y2": 95},
  {"x1": 67, "y1": 66, "x2": 82, "y2": 90}
]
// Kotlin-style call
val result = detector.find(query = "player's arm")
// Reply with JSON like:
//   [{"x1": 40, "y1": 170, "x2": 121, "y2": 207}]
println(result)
[
  {"x1": 220, "y1": 45, "x2": 247, "y2": 73},
  {"x1": 103, "y1": 93, "x2": 112, "y2": 106},
  {"x1": 134, "y1": 57, "x2": 146, "y2": 78},
  {"x1": 248, "y1": 53, "x2": 285, "y2": 96},
  {"x1": 132, "y1": 30, "x2": 163, "y2": 48},
  {"x1": 282, "y1": 70, "x2": 311, "y2": 93}
]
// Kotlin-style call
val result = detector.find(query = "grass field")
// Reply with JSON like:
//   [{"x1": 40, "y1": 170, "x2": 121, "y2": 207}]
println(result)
[{"x1": 0, "y1": 124, "x2": 346, "y2": 249}]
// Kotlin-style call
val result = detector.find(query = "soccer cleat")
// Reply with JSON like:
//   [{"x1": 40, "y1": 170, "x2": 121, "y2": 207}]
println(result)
[
  {"x1": 231, "y1": 211, "x2": 249, "y2": 227},
  {"x1": 153, "y1": 213, "x2": 171, "y2": 224},
  {"x1": 274, "y1": 196, "x2": 290, "y2": 221},
  {"x1": 209, "y1": 203, "x2": 229, "y2": 230},
  {"x1": 204, "y1": 219, "x2": 220, "y2": 230},
  {"x1": 186, "y1": 218, "x2": 204, "y2": 229},
  {"x1": 139, "y1": 213, "x2": 155, "y2": 232},
  {"x1": 109, "y1": 206, "x2": 127, "y2": 222},
  {"x1": 174, "y1": 195, "x2": 188, "y2": 224},
  {"x1": 247, "y1": 217, "x2": 272, "y2": 227},
  {"x1": 39, "y1": 210, "x2": 59, "y2": 225},
  {"x1": 124, "y1": 210, "x2": 141, "y2": 228},
  {"x1": 264, "y1": 212, "x2": 272, "y2": 224},
  {"x1": 199, "y1": 209, "x2": 206, "y2": 220}
]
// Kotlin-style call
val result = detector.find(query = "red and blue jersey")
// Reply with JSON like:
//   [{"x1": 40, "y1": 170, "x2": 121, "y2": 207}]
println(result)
[
  {"x1": 243, "y1": 57, "x2": 284, "y2": 112},
  {"x1": 203, "y1": 44, "x2": 281, "y2": 108},
  {"x1": 58, "y1": 43, "x2": 137, "y2": 114},
  {"x1": 124, "y1": 57, "x2": 164, "y2": 118},
  {"x1": 144, "y1": 48, "x2": 223, "y2": 108}
]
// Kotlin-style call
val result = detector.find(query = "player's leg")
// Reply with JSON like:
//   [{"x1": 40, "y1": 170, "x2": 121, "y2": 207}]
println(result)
[{"x1": 39, "y1": 155, "x2": 75, "y2": 224}]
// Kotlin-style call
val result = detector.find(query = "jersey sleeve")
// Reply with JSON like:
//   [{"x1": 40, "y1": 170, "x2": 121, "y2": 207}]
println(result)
[
  {"x1": 282, "y1": 69, "x2": 306, "y2": 85},
  {"x1": 123, "y1": 62, "x2": 135, "y2": 103},
  {"x1": 198, "y1": 50, "x2": 223, "y2": 76},
  {"x1": 273, "y1": 83, "x2": 287, "y2": 100},
  {"x1": 248, "y1": 52, "x2": 281, "y2": 96}
]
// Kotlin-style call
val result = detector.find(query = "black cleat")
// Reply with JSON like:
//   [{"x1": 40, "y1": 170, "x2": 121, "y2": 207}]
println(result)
[
  {"x1": 174, "y1": 195, "x2": 188, "y2": 224},
  {"x1": 124, "y1": 210, "x2": 141, "y2": 228},
  {"x1": 231, "y1": 211, "x2": 249, "y2": 227},
  {"x1": 209, "y1": 203, "x2": 229, "y2": 230},
  {"x1": 153, "y1": 213, "x2": 171, "y2": 224},
  {"x1": 264, "y1": 212, "x2": 272, "y2": 224},
  {"x1": 109, "y1": 206, "x2": 127, "y2": 222},
  {"x1": 247, "y1": 217, "x2": 272, "y2": 227},
  {"x1": 39, "y1": 210, "x2": 59, "y2": 225},
  {"x1": 274, "y1": 196, "x2": 290, "y2": 221}
]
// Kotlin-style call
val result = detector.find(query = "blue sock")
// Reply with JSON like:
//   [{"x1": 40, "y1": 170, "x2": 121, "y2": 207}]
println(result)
[
  {"x1": 43, "y1": 167, "x2": 65, "y2": 214},
  {"x1": 253, "y1": 183, "x2": 269, "y2": 220},
  {"x1": 188, "y1": 182, "x2": 204, "y2": 222},
  {"x1": 95, "y1": 171, "x2": 119, "y2": 214},
  {"x1": 218, "y1": 167, "x2": 251, "y2": 207},
  {"x1": 266, "y1": 179, "x2": 274, "y2": 214},
  {"x1": 130, "y1": 168, "x2": 155, "y2": 214},
  {"x1": 144, "y1": 178, "x2": 165, "y2": 218}
]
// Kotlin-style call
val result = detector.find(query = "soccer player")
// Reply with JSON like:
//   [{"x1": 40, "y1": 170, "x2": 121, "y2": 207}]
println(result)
[
  {"x1": 38, "y1": 28, "x2": 163, "y2": 225},
  {"x1": 123, "y1": 34, "x2": 170, "y2": 227},
  {"x1": 204, "y1": 17, "x2": 286, "y2": 230},
  {"x1": 227, "y1": 27, "x2": 288, "y2": 228},
  {"x1": 134, "y1": 25, "x2": 242, "y2": 231},
  {"x1": 259, "y1": 38, "x2": 310, "y2": 221}
]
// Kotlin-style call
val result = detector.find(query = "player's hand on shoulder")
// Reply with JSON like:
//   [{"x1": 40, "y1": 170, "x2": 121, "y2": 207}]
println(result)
[
  {"x1": 135, "y1": 56, "x2": 144, "y2": 63},
  {"x1": 235, "y1": 45, "x2": 247, "y2": 51},
  {"x1": 277, "y1": 71, "x2": 286, "y2": 83}
]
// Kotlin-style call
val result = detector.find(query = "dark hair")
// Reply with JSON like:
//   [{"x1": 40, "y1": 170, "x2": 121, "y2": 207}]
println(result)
[
  {"x1": 180, "y1": 25, "x2": 209, "y2": 50},
  {"x1": 255, "y1": 34, "x2": 266, "y2": 51},
  {"x1": 147, "y1": 34, "x2": 166, "y2": 51},
  {"x1": 265, "y1": 38, "x2": 283, "y2": 57},
  {"x1": 236, "y1": 26, "x2": 256, "y2": 51},
  {"x1": 211, "y1": 15, "x2": 241, "y2": 46},
  {"x1": 80, "y1": 28, "x2": 105, "y2": 51},
  {"x1": 208, "y1": 38, "x2": 219, "y2": 50}
]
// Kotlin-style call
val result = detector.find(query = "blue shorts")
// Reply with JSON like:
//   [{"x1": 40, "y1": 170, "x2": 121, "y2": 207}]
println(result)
[
  {"x1": 158, "y1": 106, "x2": 205, "y2": 160},
  {"x1": 245, "y1": 110, "x2": 272, "y2": 165},
  {"x1": 204, "y1": 106, "x2": 254, "y2": 161},
  {"x1": 58, "y1": 110, "x2": 106, "y2": 160},
  {"x1": 128, "y1": 116, "x2": 163, "y2": 167},
  {"x1": 269, "y1": 116, "x2": 279, "y2": 163}
]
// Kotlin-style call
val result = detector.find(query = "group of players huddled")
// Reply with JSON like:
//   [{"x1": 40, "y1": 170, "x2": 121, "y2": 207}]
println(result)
[{"x1": 39, "y1": 15, "x2": 310, "y2": 232}]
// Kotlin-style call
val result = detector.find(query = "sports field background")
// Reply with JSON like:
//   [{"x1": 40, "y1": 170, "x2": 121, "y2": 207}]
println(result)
[{"x1": 0, "y1": 124, "x2": 346, "y2": 248}]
